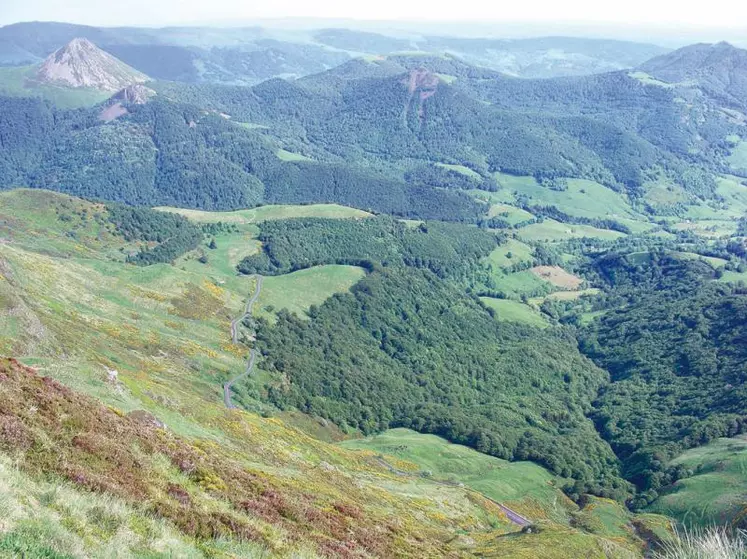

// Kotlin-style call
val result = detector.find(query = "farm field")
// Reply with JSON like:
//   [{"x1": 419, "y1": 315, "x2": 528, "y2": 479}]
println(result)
[
  {"x1": 253, "y1": 265, "x2": 367, "y2": 322},
  {"x1": 480, "y1": 297, "x2": 549, "y2": 327},
  {"x1": 517, "y1": 219, "x2": 626, "y2": 242},
  {"x1": 529, "y1": 266, "x2": 583, "y2": 289}
]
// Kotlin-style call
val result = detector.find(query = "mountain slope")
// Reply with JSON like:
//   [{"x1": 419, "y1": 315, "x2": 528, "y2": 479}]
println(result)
[
  {"x1": 35, "y1": 38, "x2": 148, "y2": 91},
  {"x1": 639, "y1": 42, "x2": 747, "y2": 110},
  {"x1": 0, "y1": 189, "x2": 668, "y2": 557}
]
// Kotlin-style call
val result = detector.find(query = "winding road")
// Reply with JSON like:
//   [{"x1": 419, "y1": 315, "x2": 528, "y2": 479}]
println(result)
[
  {"x1": 222, "y1": 275, "x2": 532, "y2": 528},
  {"x1": 223, "y1": 275, "x2": 263, "y2": 409},
  {"x1": 374, "y1": 456, "x2": 532, "y2": 528}
]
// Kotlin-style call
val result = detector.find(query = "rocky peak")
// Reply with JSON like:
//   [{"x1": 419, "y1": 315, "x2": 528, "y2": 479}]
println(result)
[{"x1": 36, "y1": 38, "x2": 148, "y2": 92}]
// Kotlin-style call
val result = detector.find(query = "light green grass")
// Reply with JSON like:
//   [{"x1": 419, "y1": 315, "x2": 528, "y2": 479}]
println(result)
[
  {"x1": 341, "y1": 428, "x2": 570, "y2": 521},
  {"x1": 435, "y1": 73, "x2": 457, "y2": 84},
  {"x1": 628, "y1": 71, "x2": 673, "y2": 88},
  {"x1": 543, "y1": 288, "x2": 601, "y2": 302},
  {"x1": 495, "y1": 173, "x2": 639, "y2": 220},
  {"x1": 236, "y1": 122, "x2": 269, "y2": 130},
  {"x1": 718, "y1": 270, "x2": 747, "y2": 284},
  {"x1": 157, "y1": 204, "x2": 372, "y2": 226},
  {"x1": 480, "y1": 297, "x2": 549, "y2": 328},
  {"x1": 276, "y1": 148, "x2": 314, "y2": 162},
  {"x1": 648, "y1": 436, "x2": 747, "y2": 527},
  {"x1": 484, "y1": 239, "x2": 534, "y2": 270},
  {"x1": 0, "y1": 65, "x2": 111, "y2": 108},
  {"x1": 254, "y1": 265, "x2": 366, "y2": 322},
  {"x1": 714, "y1": 176, "x2": 747, "y2": 217},
  {"x1": 643, "y1": 179, "x2": 690, "y2": 207},
  {"x1": 487, "y1": 203, "x2": 535, "y2": 225},
  {"x1": 727, "y1": 140, "x2": 747, "y2": 170},
  {"x1": 489, "y1": 270, "x2": 553, "y2": 299},
  {"x1": 517, "y1": 219, "x2": 626, "y2": 242},
  {"x1": 671, "y1": 251, "x2": 728, "y2": 268},
  {"x1": 436, "y1": 162, "x2": 481, "y2": 180},
  {"x1": 670, "y1": 220, "x2": 737, "y2": 238}
]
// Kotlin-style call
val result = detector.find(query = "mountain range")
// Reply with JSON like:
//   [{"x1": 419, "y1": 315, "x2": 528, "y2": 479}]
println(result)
[
  {"x1": 1, "y1": 20, "x2": 747, "y2": 559},
  {"x1": 0, "y1": 21, "x2": 670, "y2": 83}
]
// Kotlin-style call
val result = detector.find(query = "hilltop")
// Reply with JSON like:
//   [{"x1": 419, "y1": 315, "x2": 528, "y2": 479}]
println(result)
[
  {"x1": 35, "y1": 38, "x2": 148, "y2": 91},
  {"x1": 639, "y1": 41, "x2": 747, "y2": 109}
]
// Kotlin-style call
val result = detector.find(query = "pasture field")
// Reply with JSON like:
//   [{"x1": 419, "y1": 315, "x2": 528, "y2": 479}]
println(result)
[
  {"x1": 648, "y1": 436, "x2": 747, "y2": 527},
  {"x1": 495, "y1": 172, "x2": 639, "y2": 220},
  {"x1": 484, "y1": 238, "x2": 534, "y2": 270},
  {"x1": 727, "y1": 140, "x2": 747, "y2": 170},
  {"x1": 517, "y1": 219, "x2": 626, "y2": 242},
  {"x1": 253, "y1": 265, "x2": 367, "y2": 322},
  {"x1": 157, "y1": 203, "x2": 372, "y2": 225},
  {"x1": 480, "y1": 297, "x2": 549, "y2": 328}
]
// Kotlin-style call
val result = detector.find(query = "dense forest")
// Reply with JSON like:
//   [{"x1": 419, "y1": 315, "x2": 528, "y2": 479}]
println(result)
[
  {"x1": 579, "y1": 254, "x2": 747, "y2": 507},
  {"x1": 257, "y1": 266, "x2": 629, "y2": 499},
  {"x1": 2, "y1": 47, "x2": 743, "y2": 220},
  {"x1": 237, "y1": 216, "x2": 498, "y2": 280},
  {"x1": 106, "y1": 203, "x2": 203, "y2": 264}
]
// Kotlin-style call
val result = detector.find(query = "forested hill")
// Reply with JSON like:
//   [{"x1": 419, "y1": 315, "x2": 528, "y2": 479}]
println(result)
[
  {"x1": 0, "y1": 94, "x2": 485, "y2": 220},
  {"x1": 3, "y1": 42, "x2": 745, "y2": 217}
]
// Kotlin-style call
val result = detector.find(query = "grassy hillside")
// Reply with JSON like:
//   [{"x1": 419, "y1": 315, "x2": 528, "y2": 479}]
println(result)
[
  {"x1": 648, "y1": 436, "x2": 747, "y2": 528},
  {"x1": 0, "y1": 189, "x2": 532, "y2": 557},
  {"x1": 480, "y1": 297, "x2": 549, "y2": 328},
  {"x1": 254, "y1": 265, "x2": 367, "y2": 322},
  {"x1": 157, "y1": 203, "x2": 373, "y2": 225},
  {"x1": 0, "y1": 65, "x2": 110, "y2": 108},
  {"x1": 0, "y1": 189, "x2": 680, "y2": 557},
  {"x1": 343, "y1": 429, "x2": 670, "y2": 557}
]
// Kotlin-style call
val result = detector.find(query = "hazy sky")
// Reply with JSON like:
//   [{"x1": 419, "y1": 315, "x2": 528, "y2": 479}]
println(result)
[{"x1": 2, "y1": 0, "x2": 747, "y2": 28}]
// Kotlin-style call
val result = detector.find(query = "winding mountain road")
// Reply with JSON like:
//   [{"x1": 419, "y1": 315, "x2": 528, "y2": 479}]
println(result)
[{"x1": 224, "y1": 275, "x2": 263, "y2": 409}]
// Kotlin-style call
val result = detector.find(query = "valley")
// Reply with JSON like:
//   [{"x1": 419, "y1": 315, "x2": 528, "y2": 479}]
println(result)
[{"x1": 0, "y1": 16, "x2": 746, "y2": 558}]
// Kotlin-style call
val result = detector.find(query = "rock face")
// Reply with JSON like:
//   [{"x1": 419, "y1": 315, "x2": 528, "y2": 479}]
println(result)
[
  {"x1": 36, "y1": 37, "x2": 148, "y2": 91},
  {"x1": 109, "y1": 84, "x2": 156, "y2": 104},
  {"x1": 99, "y1": 84, "x2": 156, "y2": 121}
]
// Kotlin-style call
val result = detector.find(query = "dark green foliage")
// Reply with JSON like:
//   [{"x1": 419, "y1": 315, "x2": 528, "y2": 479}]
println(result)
[
  {"x1": 106, "y1": 204, "x2": 202, "y2": 265},
  {"x1": 579, "y1": 254, "x2": 747, "y2": 503},
  {"x1": 257, "y1": 267, "x2": 628, "y2": 497},
  {"x1": 237, "y1": 216, "x2": 498, "y2": 280}
]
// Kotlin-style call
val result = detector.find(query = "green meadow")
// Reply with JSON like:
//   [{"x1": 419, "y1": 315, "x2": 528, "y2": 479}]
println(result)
[
  {"x1": 480, "y1": 297, "x2": 549, "y2": 328},
  {"x1": 254, "y1": 265, "x2": 367, "y2": 322},
  {"x1": 648, "y1": 436, "x2": 747, "y2": 527}
]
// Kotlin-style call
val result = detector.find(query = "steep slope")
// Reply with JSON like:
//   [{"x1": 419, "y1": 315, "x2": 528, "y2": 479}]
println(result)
[
  {"x1": 639, "y1": 42, "x2": 747, "y2": 110},
  {"x1": 35, "y1": 38, "x2": 148, "y2": 91},
  {"x1": 0, "y1": 189, "x2": 667, "y2": 557}
]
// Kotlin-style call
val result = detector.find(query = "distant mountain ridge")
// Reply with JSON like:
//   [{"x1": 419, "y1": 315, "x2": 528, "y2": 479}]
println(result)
[
  {"x1": 0, "y1": 21, "x2": 670, "y2": 83},
  {"x1": 36, "y1": 38, "x2": 148, "y2": 91},
  {"x1": 639, "y1": 41, "x2": 747, "y2": 109}
]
